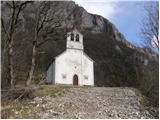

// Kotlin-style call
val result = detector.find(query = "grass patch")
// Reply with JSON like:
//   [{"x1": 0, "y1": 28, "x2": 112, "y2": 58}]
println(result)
[
  {"x1": 33, "y1": 85, "x2": 65, "y2": 97},
  {"x1": 1, "y1": 85, "x2": 68, "y2": 118},
  {"x1": 133, "y1": 88, "x2": 159, "y2": 118},
  {"x1": 1, "y1": 99, "x2": 33, "y2": 119}
]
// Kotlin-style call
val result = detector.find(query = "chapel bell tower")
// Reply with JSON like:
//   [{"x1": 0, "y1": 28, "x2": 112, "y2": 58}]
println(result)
[{"x1": 66, "y1": 29, "x2": 84, "y2": 50}]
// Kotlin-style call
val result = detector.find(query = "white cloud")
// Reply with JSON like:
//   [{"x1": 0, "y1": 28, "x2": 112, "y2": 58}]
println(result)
[{"x1": 74, "y1": 0, "x2": 118, "y2": 20}]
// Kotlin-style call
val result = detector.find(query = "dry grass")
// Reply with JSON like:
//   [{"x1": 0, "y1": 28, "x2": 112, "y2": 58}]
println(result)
[
  {"x1": 1, "y1": 85, "x2": 67, "y2": 118},
  {"x1": 133, "y1": 88, "x2": 159, "y2": 118},
  {"x1": 1, "y1": 99, "x2": 33, "y2": 118},
  {"x1": 33, "y1": 85, "x2": 64, "y2": 97}
]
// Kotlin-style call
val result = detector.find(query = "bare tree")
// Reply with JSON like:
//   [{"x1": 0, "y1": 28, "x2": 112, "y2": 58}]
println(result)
[
  {"x1": 140, "y1": 2, "x2": 159, "y2": 50},
  {"x1": 26, "y1": 1, "x2": 70, "y2": 86},
  {"x1": 1, "y1": 1, "x2": 32, "y2": 89}
]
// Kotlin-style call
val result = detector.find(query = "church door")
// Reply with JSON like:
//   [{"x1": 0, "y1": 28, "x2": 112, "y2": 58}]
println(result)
[{"x1": 73, "y1": 74, "x2": 78, "y2": 85}]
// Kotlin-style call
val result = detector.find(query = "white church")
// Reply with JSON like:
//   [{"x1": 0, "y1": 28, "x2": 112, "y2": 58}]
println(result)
[{"x1": 47, "y1": 29, "x2": 94, "y2": 86}]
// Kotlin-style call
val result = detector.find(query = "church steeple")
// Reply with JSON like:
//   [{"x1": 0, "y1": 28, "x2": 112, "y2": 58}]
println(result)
[{"x1": 66, "y1": 29, "x2": 83, "y2": 50}]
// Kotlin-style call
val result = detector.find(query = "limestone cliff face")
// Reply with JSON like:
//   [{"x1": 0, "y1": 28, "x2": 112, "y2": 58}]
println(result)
[
  {"x1": 51, "y1": 1, "x2": 133, "y2": 47},
  {"x1": 1, "y1": 1, "x2": 158, "y2": 105}
]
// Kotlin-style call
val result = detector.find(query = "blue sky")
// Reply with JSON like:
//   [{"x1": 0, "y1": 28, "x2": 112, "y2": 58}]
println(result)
[{"x1": 74, "y1": 0, "x2": 158, "y2": 47}]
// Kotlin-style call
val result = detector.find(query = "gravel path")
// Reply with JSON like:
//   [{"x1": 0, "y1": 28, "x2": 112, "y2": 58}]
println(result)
[{"x1": 11, "y1": 87, "x2": 154, "y2": 119}]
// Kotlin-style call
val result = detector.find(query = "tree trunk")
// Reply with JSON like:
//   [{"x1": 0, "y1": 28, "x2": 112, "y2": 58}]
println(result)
[
  {"x1": 26, "y1": 43, "x2": 36, "y2": 86},
  {"x1": 9, "y1": 35, "x2": 14, "y2": 89},
  {"x1": 1, "y1": 36, "x2": 9, "y2": 87}
]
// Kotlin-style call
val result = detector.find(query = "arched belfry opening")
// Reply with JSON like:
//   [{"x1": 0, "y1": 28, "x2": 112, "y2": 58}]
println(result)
[
  {"x1": 71, "y1": 33, "x2": 74, "y2": 41},
  {"x1": 76, "y1": 34, "x2": 79, "y2": 42},
  {"x1": 73, "y1": 74, "x2": 78, "y2": 85}
]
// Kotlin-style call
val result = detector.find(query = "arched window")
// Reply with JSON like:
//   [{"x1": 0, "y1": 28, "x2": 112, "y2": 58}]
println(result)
[
  {"x1": 71, "y1": 33, "x2": 74, "y2": 41},
  {"x1": 76, "y1": 34, "x2": 79, "y2": 42}
]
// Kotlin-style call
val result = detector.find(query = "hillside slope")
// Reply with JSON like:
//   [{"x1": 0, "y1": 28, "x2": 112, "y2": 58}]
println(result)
[{"x1": 1, "y1": 86, "x2": 156, "y2": 119}]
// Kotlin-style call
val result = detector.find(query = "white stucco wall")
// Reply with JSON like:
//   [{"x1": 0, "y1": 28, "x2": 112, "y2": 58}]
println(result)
[
  {"x1": 47, "y1": 64, "x2": 53, "y2": 84},
  {"x1": 47, "y1": 61, "x2": 55, "y2": 84},
  {"x1": 54, "y1": 49, "x2": 94, "y2": 86},
  {"x1": 82, "y1": 53, "x2": 94, "y2": 85}
]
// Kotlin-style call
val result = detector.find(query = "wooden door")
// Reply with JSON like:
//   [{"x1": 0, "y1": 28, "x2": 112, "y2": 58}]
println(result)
[{"x1": 73, "y1": 74, "x2": 78, "y2": 85}]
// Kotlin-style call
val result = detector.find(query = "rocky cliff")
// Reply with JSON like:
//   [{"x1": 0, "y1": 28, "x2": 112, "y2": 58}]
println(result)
[{"x1": 1, "y1": 1, "x2": 159, "y2": 106}]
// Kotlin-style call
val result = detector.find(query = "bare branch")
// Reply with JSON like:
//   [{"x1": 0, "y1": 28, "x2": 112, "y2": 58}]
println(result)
[
  {"x1": 140, "y1": 2, "x2": 159, "y2": 51},
  {"x1": 15, "y1": 1, "x2": 32, "y2": 25},
  {"x1": 1, "y1": 18, "x2": 10, "y2": 40}
]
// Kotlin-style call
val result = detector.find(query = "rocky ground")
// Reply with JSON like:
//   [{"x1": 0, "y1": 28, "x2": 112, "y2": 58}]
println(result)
[{"x1": 1, "y1": 86, "x2": 157, "y2": 119}]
